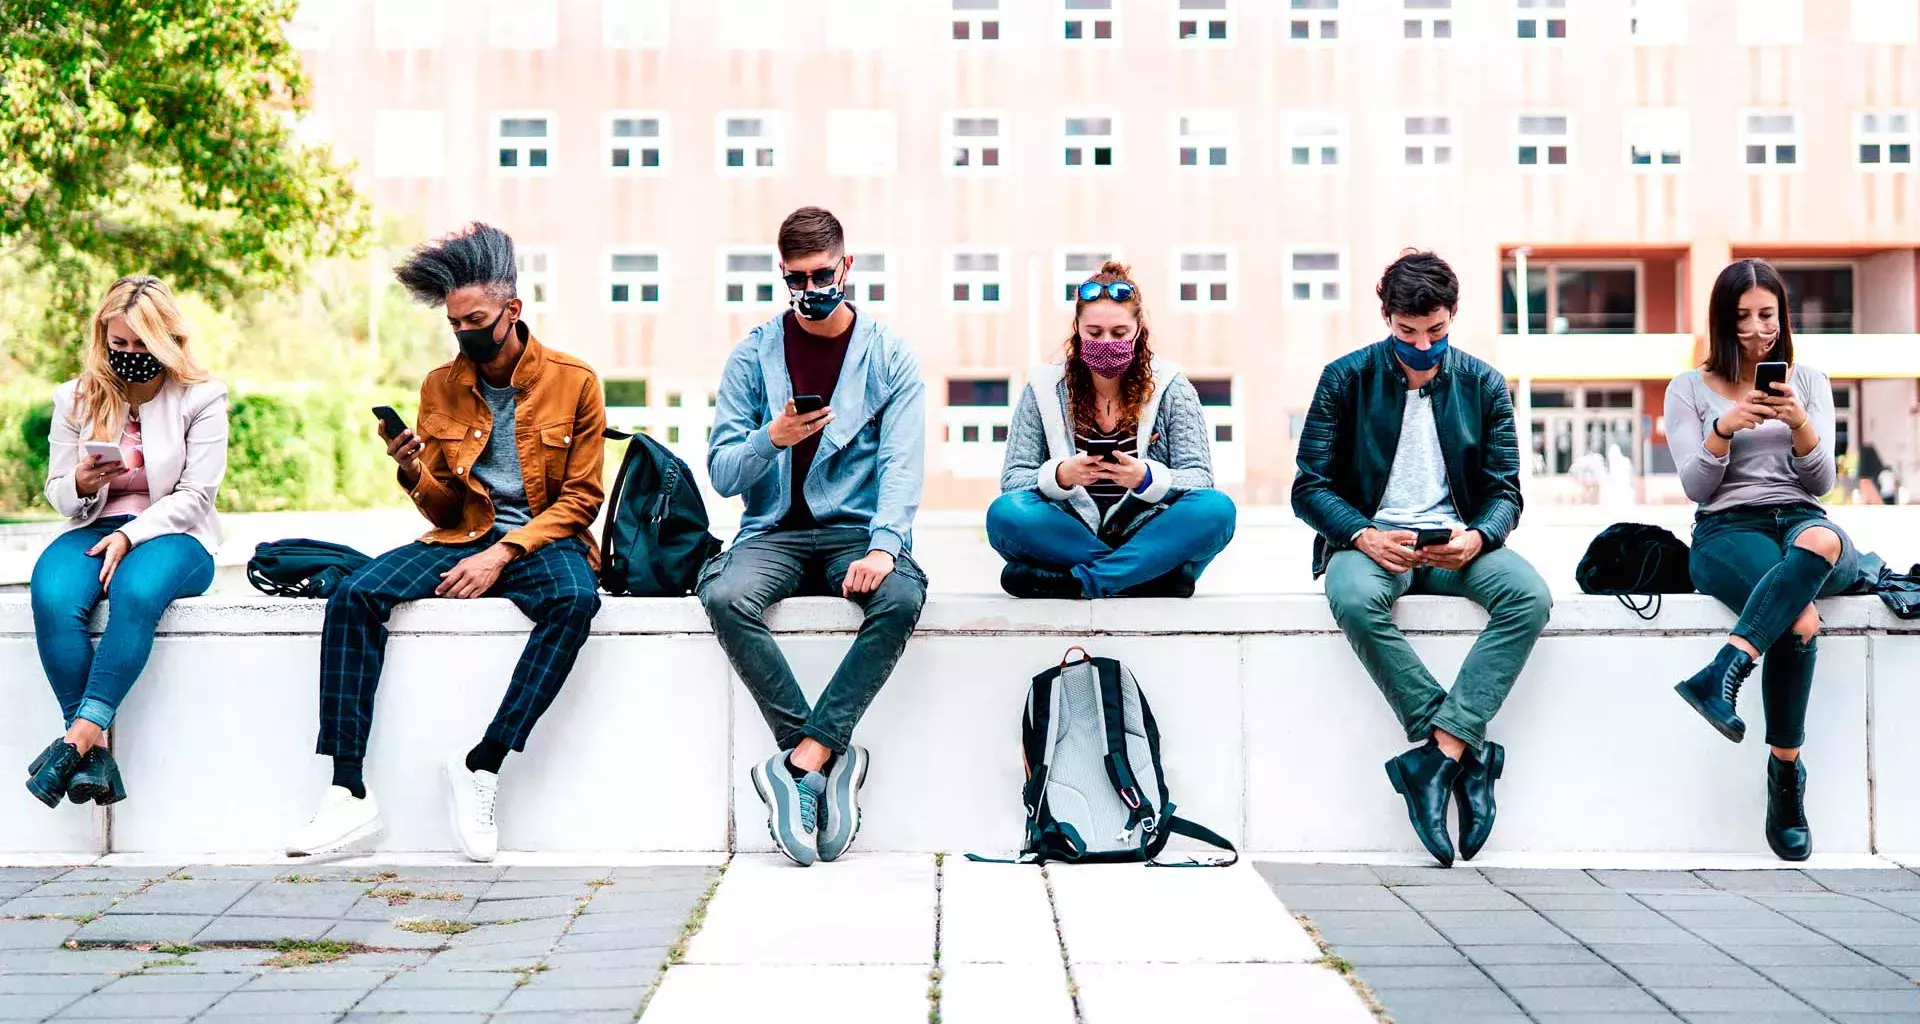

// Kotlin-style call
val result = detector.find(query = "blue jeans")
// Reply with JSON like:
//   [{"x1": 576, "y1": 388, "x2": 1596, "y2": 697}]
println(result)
[
  {"x1": 985, "y1": 489, "x2": 1238, "y2": 598},
  {"x1": 30, "y1": 516, "x2": 215, "y2": 730}
]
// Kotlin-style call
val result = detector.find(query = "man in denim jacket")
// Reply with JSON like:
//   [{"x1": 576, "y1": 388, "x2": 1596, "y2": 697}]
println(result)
[{"x1": 700, "y1": 207, "x2": 928, "y2": 867}]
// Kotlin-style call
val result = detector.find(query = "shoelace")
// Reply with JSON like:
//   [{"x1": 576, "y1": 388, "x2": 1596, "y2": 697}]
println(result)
[
  {"x1": 475, "y1": 780, "x2": 497, "y2": 830},
  {"x1": 1719, "y1": 656, "x2": 1755, "y2": 706},
  {"x1": 796, "y1": 784, "x2": 820, "y2": 835},
  {"x1": 1780, "y1": 767, "x2": 1809, "y2": 828}
]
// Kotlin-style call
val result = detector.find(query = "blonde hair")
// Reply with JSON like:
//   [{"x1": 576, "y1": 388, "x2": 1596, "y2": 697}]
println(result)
[{"x1": 74, "y1": 276, "x2": 208, "y2": 440}]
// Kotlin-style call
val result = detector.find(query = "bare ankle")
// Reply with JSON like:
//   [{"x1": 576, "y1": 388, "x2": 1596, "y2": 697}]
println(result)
[{"x1": 1432, "y1": 730, "x2": 1467, "y2": 762}]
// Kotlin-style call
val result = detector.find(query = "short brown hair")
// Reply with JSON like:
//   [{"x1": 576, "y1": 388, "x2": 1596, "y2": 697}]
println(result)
[{"x1": 777, "y1": 206, "x2": 845, "y2": 262}]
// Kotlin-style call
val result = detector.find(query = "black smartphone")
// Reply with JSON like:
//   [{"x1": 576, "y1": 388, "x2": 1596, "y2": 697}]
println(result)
[
  {"x1": 1754, "y1": 361, "x2": 1789, "y2": 398},
  {"x1": 792, "y1": 394, "x2": 826, "y2": 415},
  {"x1": 1080, "y1": 438, "x2": 1123, "y2": 463},
  {"x1": 1415, "y1": 527, "x2": 1453, "y2": 549},
  {"x1": 371, "y1": 405, "x2": 409, "y2": 440}
]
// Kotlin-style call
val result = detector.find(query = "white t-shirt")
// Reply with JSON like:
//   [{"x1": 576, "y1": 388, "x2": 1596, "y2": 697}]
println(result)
[{"x1": 1372, "y1": 390, "x2": 1463, "y2": 532}]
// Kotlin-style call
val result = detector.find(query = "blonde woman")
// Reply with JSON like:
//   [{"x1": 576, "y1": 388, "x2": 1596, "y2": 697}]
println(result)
[{"x1": 28, "y1": 276, "x2": 229, "y2": 808}]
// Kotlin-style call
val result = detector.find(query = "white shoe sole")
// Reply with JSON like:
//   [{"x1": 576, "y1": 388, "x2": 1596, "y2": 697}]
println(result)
[
  {"x1": 750, "y1": 762, "x2": 815, "y2": 867},
  {"x1": 286, "y1": 815, "x2": 383, "y2": 859},
  {"x1": 445, "y1": 761, "x2": 498, "y2": 863}
]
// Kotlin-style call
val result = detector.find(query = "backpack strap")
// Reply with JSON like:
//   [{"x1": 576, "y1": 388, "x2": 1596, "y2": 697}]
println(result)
[
  {"x1": 1144, "y1": 804, "x2": 1239, "y2": 868},
  {"x1": 1615, "y1": 593, "x2": 1661, "y2": 620},
  {"x1": 1092, "y1": 657, "x2": 1152, "y2": 830}
]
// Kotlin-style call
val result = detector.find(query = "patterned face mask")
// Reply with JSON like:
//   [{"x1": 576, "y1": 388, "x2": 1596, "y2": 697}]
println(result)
[{"x1": 107, "y1": 348, "x2": 164, "y2": 384}]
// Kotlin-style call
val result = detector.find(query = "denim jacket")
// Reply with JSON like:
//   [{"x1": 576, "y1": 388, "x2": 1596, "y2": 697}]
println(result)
[{"x1": 708, "y1": 310, "x2": 926, "y2": 556}]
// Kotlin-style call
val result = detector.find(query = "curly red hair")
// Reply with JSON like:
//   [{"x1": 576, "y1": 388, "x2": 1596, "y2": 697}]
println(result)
[{"x1": 1063, "y1": 260, "x2": 1155, "y2": 435}]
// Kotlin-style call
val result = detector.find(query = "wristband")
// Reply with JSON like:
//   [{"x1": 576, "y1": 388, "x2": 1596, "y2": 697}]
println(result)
[{"x1": 1711, "y1": 418, "x2": 1735, "y2": 441}]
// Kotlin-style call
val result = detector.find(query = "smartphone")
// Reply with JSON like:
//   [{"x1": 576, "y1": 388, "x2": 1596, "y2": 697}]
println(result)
[
  {"x1": 82, "y1": 440, "x2": 126, "y2": 465},
  {"x1": 371, "y1": 405, "x2": 410, "y2": 440},
  {"x1": 1415, "y1": 527, "x2": 1453, "y2": 549},
  {"x1": 1080, "y1": 438, "x2": 1123, "y2": 463},
  {"x1": 1754, "y1": 361, "x2": 1789, "y2": 398},
  {"x1": 792, "y1": 394, "x2": 827, "y2": 415}
]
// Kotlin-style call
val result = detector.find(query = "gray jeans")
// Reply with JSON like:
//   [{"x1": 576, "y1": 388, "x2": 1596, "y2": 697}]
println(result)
[{"x1": 698, "y1": 527, "x2": 928, "y2": 754}]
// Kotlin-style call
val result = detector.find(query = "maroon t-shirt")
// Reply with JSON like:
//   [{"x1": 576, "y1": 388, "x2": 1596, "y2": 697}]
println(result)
[{"x1": 781, "y1": 310, "x2": 855, "y2": 529}]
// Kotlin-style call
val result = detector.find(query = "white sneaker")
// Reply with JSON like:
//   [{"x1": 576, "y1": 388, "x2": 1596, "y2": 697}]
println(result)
[
  {"x1": 444, "y1": 756, "x2": 499, "y2": 863},
  {"x1": 287, "y1": 786, "x2": 383, "y2": 858}
]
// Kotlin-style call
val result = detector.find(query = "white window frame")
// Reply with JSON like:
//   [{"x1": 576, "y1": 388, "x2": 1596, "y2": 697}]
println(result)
[
  {"x1": 1287, "y1": 0, "x2": 1340, "y2": 43},
  {"x1": 1286, "y1": 248, "x2": 1346, "y2": 306},
  {"x1": 606, "y1": 112, "x2": 667, "y2": 175},
  {"x1": 518, "y1": 247, "x2": 556, "y2": 314},
  {"x1": 1856, "y1": 110, "x2": 1916, "y2": 169},
  {"x1": 848, "y1": 251, "x2": 893, "y2": 308},
  {"x1": 1630, "y1": 0, "x2": 1687, "y2": 44},
  {"x1": 717, "y1": 111, "x2": 783, "y2": 176},
  {"x1": 947, "y1": 249, "x2": 1009, "y2": 310},
  {"x1": 1515, "y1": 112, "x2": 1573, "y2": 171},
  {"x1": 717, "y1": 0, "x2": 784, "y2": 50},
  {"x1": 946, "y1": 111, "x2": 1007, "y2": 176},
  {"x1": 488, "y1": 0, "x2": 558, "y2": 49},
  {"x1": 1173, "y1": 248, "x2": 1236, "y2": 310},
  {"x1": 1855, "y1": 0, "x2": 1920, "y2": 44},
  {"x1": 1402, "y1": 0, "x2": 1453, "y2": 42},
  {"x1": 1061, "y1": 0, "x2": 1120, "y2": 46},
  {"x1": 492, "y1": 112, "x2": 556, "y2": 177},
  {"x1": 602, "y1": 0, "x2": 669, "y2": 48},
  {"x1": 373, "y1": 110, "x2": 444, "y2": 179},
  {"x1": 1061, "y1": 113, "x2": 1121, "y2": 172},
  {"x1": 952, "y1": 0, "x2": 1002, "y2": 43},
  {"x1": 1175, "y1": 110, "x2": 1237, "y2": 172},
  {"x1": 1625, "y1": 108, "x2": 1687, "y2": 171},
  {"x1": 1401, "y1": 113, "x2": 1457, "y2": 169},
  {"x1": 1737, "y1": 0, "x2": 1804, "y2": 45},
  {"x1": 1516, "y1": 0, "x2": 1568, "y2": 40},
  {"x1": 1187, "y1": 376, "x2": 1245, "y2": 484},
  {"x1": 826, "y1": 0, "x2": 898, "y2": 49},
  {"x1": 1740, "y1": 109, "x2": 1802, "y2": 170},
  {"x1": 827, "y1": 110, "x2": 898, "y2": 178},
  {"x1": 942, "y1": 377, "x2": 1016, "y2": 479},
  {"x1": 1175, "y1": 0, "x2": 1233, "y2": 46},
  {"x1": 1284, "y1": 112, "x2": 1347, "y2": 170},
  {"x1": 1056, "y1": 248, "x2": 1122, "y2": 308},
  {"x1": 718, "y1": 247, "x2": 780, "y2": 311},
  {"x1": 374, "y1": 0, "x2": 443, "y2": 50},
  {"x1": 605, "y1": 249, "x2": 665, "y2": 311}
]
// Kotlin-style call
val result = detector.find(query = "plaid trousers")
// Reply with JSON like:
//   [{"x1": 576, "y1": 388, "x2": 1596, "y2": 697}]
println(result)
[{"x1": 317, "y1": 532, "x2": 601, "y2": 760}]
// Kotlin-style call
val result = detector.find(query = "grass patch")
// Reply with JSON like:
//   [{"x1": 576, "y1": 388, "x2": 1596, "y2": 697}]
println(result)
[
  {"x1": 263, "y1": 939, "x2": 365, "y2": 968},
  {"x1": 349, "y1": 871, "x2": 400, "y2": 884},
  {"x1": 587, "y1": 877, "x2": 614, "y2": 888},
  {"x1": 153, "y1": 943, "x2": 201, "y2": 956},
  {"x1": 1295, "y1": 912, "x2": 1392, "y2": 1022},
  {"x1": 281, "y1": 875, "x2": 320, "y2": 884},
  {"x1": 635, "y1": 865, "x2": 728, "y2": 1020},
  {"x1": 142, "y1": 957, "x2": 188, "y2": 969},
  {"x1": 393, "y1": 919, "x2": 475, "y2": 936},
  {"x1": 419, "y1": 890, "x2": 463, "y2": 902},
  {"x1": 369, "y1": 888, "x2": 416, "y2": 906},
  {"x1": 929, "y1": 853, "x2": 945, "y2": 1024}
]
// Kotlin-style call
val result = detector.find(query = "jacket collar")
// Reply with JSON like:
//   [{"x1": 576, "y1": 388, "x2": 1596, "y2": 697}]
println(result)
[
  {"x1": 447, "y1": 322, "x2": 545, "y2": 391},
  {"x1": 753, "y1": 309, "x2": 878, "y2": 458}
]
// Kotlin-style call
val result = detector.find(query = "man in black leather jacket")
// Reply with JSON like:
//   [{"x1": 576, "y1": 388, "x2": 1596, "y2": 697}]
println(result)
[{"x1": 1292, "y1": 251, "x2": 1552, "y2": 868}]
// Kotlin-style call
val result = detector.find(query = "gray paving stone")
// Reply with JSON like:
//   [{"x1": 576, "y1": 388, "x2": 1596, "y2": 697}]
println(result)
[
  {"x1": 237, "y1": 970, "x2": 391, "y2": 991},
  {"x1": 1528, "y1": 1015, "x2": 1682, "y2": 1024},
  {"x1": 1587, "y1": 943, "x2": 1736, "y2": 965},
  {"x1": 610, "y1": 864, "x2": 717, "y2": 883},
  {"x1": 106, "y1": 881, "x2": 255, "y2": 916},
  {"x1": 551, "y1": 925, "x2": 685, "y2": 954},
  {"x1": 1269, "y1": 884, "x2": 1408, "y2": 911},
  {"x1": 1477, "y1": 869, "x2": 1608, "y2": 891},
  {"x1": 1349, "y1": 965, "x2": 1499, "y2": 990},
  {"x1": 1753, "y1": 891, "x2": 1882, "y2": 912},
  {"x1": 176, "y1": 866, "x2": 289, "y2": 880},
  {"x1": 353, "y1": 985, "x2": 512, "y2": 1013},
  {"x1": 1646, "y1": 986, "x2": 1817, "y2": 1012},
  {"x1": 489, "y1": 1012, "x2": 635, "y2": 1023},
  {"x1": 1675, "y1": 1014, "x2": 1827, "y2": 1024},
  {"x1": 45, "y1": 1018, "x2": 195, "y2": 1024},
  {"x1": 481, "y1": 881, "x2": 594, "y2": 901},
  {"x1": 467, "y1": 896, "x2": 576, "y2": 923},
  {"x1": 1539, "y1": 909, "x2": 1680, "y2": 931},
  {"x1": 496, "y1": 867, "x2": 613, "y2": 882},
  {"x1": 0, "y1": 975, "x2": 112, "y2": 995},
  {"x1": 201, "y1": 987, "x2": 368, "y2": 1015},
  {"x1": 1395, "y1": 888, "x2": 1529, "y2": 912},
  {"x1": 1796, "y1": 987, "x2": 1920, "y2": 1012},
  {"x1": 1722, "y1": 944, "x2": 1876, "y2": 967},
  {"x1": 565, "y1": 908, "x2": 690, "y2": 935},
  {"x1": 1590, "y1": 870, "x2": 1711, "y2": 892},
  {"x1": 96, "y1": 973, "x2": 250, "y2": 993},
  {"x1": 519, "y1": 968, "x2": 667, "y2": 990},
  {"x1": 1430, "y1": 924, "x2": 1580, "y2": 946},
  {"x1": 0, "y1": 949, "x2": 156, "y2": 973},
  {"x1": 1373, "y1": 986, "x2": 1525, "y2": 1014},
  {"x1": 1302, "y1": 910, "x2": 1450, "y2": 946},
  {"x1": 1614, "y1": 962, "x2": 1770, "y2": 988},
  {"x1": 322, "y1": 919, "x2": 453, "y2": 950},
  {"x1": 1332, "y1": 944, "x2": 1472, "y2": 967},
  {"x1": 445, "y1": 917, "x2": 570, "y2": 948},
  {"x1": 339, "y1": 1015, "x2": 489, "y2": 1024},
  {"x1": 1662, "y1": 908, "x2": 1799, "y2": 929},
  {"x1": 1460, "y1": 944, "x2": 1608, "y2": 966},
  {"x1": 1501, "y1": 925, "x2": 1686, "y2": 946},
  {"x1": 70, "y1": 913, "x2": 213, "y2": 944},
  {"x1": 1516, "y1": 892, "x2": 1645, "y2": 912},
  {"x1": 0, "y1": 881, "x2": 37, "y2": 899},
  {"x1": 53, "y1": 990, "x2": 227, "y2": 1017},
  {"x1": 1253, "y1": 862, "x2": 1381, "y2": 886},
  {"x1": 1385, "y1": 1010, "x2": 1531, "y2": 1024},
  {"x1": 59, "y1": 867, "x2": 178, "y2": 882},
  {"x1": 1, "y1": 893, "x2": 116, "y2": 918},
  {"x1": 1686, "y1": 926, "x2": 1841, "y2": 946},
  {"x1": 194, "y1": 915, "x2": 339, "y2": 944},
  {"x1": 222, "y1": 881, "x2": 367, "y2": 919},
  {"x1": 0, "y1": 867, "x2": 79, "y2": 883},
  {"x1": 0, "y1": 993, "x2": 84, "y2": 1019},
  {"x1": 1374, "y1": 866, "x2": 1489, "y2": 887},
  {"x1": 0, "y1": 918, "x2": 80, "y2": 949},
  {"x1": 415, "y1": 939, "x2": 556, "y2": 969},
  {"x1": 1860, "y1": 893, "x2": 1920, "y2": 916},
  {"x1": 317, "y1": 950, "x2": 436, "y2": 971},
  {"x1": 1863, "y1": 947, "x2": 1920, "y2": 970},
  {"x1": 1507, "y1": 985, "x2": 1670, "y2": 1013},
  {"x1": 345, "y1": 894, "x2": 480, "y2": 922},
  {"x1": 143, "y1": 948, "x2": 274, "y2": 972},
  {"x1": 378, "y1": 971, "x2": 522, "y2": 990},
  {"x1": 1477, "y1": 962, "x2": 1635, "y2": 988},
  {"x1": 540, "y1": 947, "x2": 670, "y2": 972},
  {"x1": 1754, "y1": 964, "x2": 1915, "y2": 989},
  {"x1": 1632, "y1": 891, "x2": 1756, "y2": 911},
  {"x1": 1811, "y1": 926, "x2": 1920, "y2": 946},
  {"x1": 495, "y1": 985, "x2": 650, "y2": 1012},
  {"x1": 1697, "y1": 870, "x2": 1824, "y2": 892},
  {"x1": 1806, "y1": 869, "x2": 1920, "y2": 891},
  {"x1": 1779, "y1": 909, "x2": 1917, "y2": 929}
]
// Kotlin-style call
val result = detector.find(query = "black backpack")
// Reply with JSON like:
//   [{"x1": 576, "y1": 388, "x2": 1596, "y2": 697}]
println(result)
[
  {"x1": 247, "y1": 538, "x2": 372, "y2": 598},
  {"x1": 1576, "y1": 522, "x2": 1695, "y2": 619},
  {"x1": 598, "y1": 428, "x2": 722, "y2": 597}
]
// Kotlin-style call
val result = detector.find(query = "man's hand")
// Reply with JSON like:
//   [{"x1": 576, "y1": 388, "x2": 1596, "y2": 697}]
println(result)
[
  {"x1": 1418, "y1": 529, "x2": 1485, "y2": 572},
  {"x1": 1054, "y1": 453, "x2": 1106, "y2": 490},
  {"x1": 1356, "y1": 528, "x2": 1419, "y2": 574},
  {"x1": 1094, "y1": 451, "x2": 1149, "y2": 491},
  {"x1": 843, "y1": 550, "x2": 896, "y2": 597},
  {"x1": 88, "y1": 531, "x2": 131, "y2": 587},
  {"x1": 386, "y1": 427, "x2": 428, "y2": 487},
  {"x1": 769, "y1": 400, "x2": 834, "y2": 450},
  {"x1": 73, "y1": 454, "x2": 128, "y2": 497},
  {"x1": 436, "y1": 543, "x2": 516, "y2": 599}
]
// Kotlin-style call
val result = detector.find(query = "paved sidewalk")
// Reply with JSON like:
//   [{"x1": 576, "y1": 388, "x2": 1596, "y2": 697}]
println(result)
[{"x1": 1261, "y1": 862, "x2": 1920, "y2": 1024}]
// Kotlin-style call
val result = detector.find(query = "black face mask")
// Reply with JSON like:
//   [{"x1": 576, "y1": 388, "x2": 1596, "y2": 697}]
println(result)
[
  {"x1": 107, "y1": 348, "x2": 164, "y2": 384},
  {"x1": 455, "y1": 307, "x2": 511, "y2": 364}
]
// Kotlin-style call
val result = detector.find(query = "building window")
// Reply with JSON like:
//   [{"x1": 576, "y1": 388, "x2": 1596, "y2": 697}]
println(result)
[
  {"x1": 489, "y1": 0, "x2": 557, "y2": 48},
  {"x1": 1517, "y1": 0, "x2": 1567, "y2": 40},
  {"x1": 374, "y1": 0, "x2": 443, "y2": 49},
  {"x1": 1516, "y1": 114, "x2": 1571, "y2": 168},
  {"x1": 828, "y1": 110, "x2": 898, "y2": 177},
  {"x1": 944, "y1": 378, "x2": 1013, "y2": 476},
  {"x1": 493, "y1": 114, "x2": 553, "y2": 174},
  {"x1": 518, "y1": 248, "x2": 555, "y2": 313},
  {"x1": 607, "y1": 251, "x2": 664, "y2": 309},
  {"x1": 1779, "y1": 266, "x2": 1855, "y2": 333},
  {"x1": 718, "y1": 0, "x2": 784, "y2": 49},
  {"x1": 1741, "y1": 111, "x2": 1800, "y2": 168},
  {"x1": 1402, "y1": 114, "x2": 1456, "y2": 167},
  {"x1": 1190, "y1": 377, "x2": 1236, "y2": 444},
  {"x1": 1062, "y1": 0, "x2": 1117, "y2": 43},
  {"x1": 949, "y1": 379, "x2": 1012, "y2": 410},
  {"x1": 720, "y1": 249, "x2": 778, "y2": 308},
  {"x1": 1057, "y1": 249, "x2": 1120, "y2": 306},
  {"x1": 1175, "y1": 249, "x2": 1234, "y2": 308},
  {"x1": 1527, "y1": 385, "x2": 1641, "y2": 478},
  {"x1": 953, "y1": 0, "x2": 1001, "y2": 41},
  {"x1": 1502, "y1": 264, "x2": 1639, "y2": 334},
  {"x1": 1177, "y1": 0, "x2": 1232, "y2": 44},
  {"x1": 948, "y1": 113, "x2": 1005, "y2": 173},
  {"x1": 1062, "y1": 115, "x2": 1119, "y2": 170},
  {"x1": 607, "y1": 113, "x2": 666, "y2": 173},
  {"x1": 373, "y1": 110, "x2": 444, "y2": 179},
  {"x1": 1857, "y1": 111, "x2": 1916, "y2": 168},
  {"x1": 1625, "y1": 108, "x2": 1687, "y2": 169},
  {"x1": 603, "y1": 0, "x2": 669, "y2": 47},
  {"x1": 1285, "y1": 112, "x2": 1346, "y2": 168},
  {"x1": 948, "y1": 250, "x2": 1008, "y2": 308},
  {"x1": 718, "y1": 112, "x2": 782, "y2": 174},
  {"x1": 1176, "y1": 111, "x2": 1236, "y2": 170},
  {"x1": 1855, "y1": 0, "x2": 1920, "y2": 43},
  {"x1": 1289, "y1": 0, "x2": 1339, "y2": 42},
  {"x1": 849, "y1": 252, "x2": 892, "y2": 306},
  {"x1": 1286, "y1": 250, "x2": 1343, "y2": 305},
  {"x1": 1738, "y1": 0, "x2": 1803, "y2": 45},
  {"x1": 1404, "y1": 0, "x2": 1452, "y2": 40},
  {"x1": 1630, "y1": 0, "x2": 1687, "y2": 43},
  {"x1": 604, "y1": 379, "x2": 648, "y2": 410}
]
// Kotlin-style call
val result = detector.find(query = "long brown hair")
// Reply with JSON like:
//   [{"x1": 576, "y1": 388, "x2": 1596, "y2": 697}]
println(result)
[
  {"x1": 73, "y1": 276, "x2": 208, "y2": 440},
  {"x1": 1703, "y1": 258, "x2": 1794, "y2": 381},
  {"x1": 1064, "y1": 260, "x2": 1155, "y2": 435}
]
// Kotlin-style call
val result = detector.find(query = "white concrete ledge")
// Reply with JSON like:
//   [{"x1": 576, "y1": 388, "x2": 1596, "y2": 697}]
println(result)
[{"x1": 0, "y1": 594, "x2": 1915, "y2": 863}]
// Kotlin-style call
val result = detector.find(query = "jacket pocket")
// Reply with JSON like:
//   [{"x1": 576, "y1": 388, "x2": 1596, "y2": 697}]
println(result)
[
  {"x1": 419, "y1": 412, "x2": 469, "y2": 473},
  {"x1": 539, "y1": 426, "x2": 577, "y2": 498}
]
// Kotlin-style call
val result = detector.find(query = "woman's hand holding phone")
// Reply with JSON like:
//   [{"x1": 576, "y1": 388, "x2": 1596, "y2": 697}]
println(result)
[{"x1": 72, "y1": 454, "x2": 128, "y2": 496}]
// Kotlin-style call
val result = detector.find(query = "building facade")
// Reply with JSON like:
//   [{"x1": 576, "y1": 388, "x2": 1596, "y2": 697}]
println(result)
[{"x1": 290, "y1": 0, "x2": 1920, "y2": 507}]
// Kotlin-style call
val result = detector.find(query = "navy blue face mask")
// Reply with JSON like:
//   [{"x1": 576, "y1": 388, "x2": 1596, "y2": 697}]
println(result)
[{"x1": 1391, "y1": 335, "x2": 1449, "y2": 372}]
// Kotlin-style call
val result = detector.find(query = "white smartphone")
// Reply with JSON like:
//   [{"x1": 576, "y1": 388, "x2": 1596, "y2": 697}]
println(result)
[{"x1": 82, "y1": 440, "x2": 128, "y2": 465}]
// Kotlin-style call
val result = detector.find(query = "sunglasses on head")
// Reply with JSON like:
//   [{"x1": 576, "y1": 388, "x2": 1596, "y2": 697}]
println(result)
[
  {"x1": 782, "y1": 266, "x2": 842, "y2": 289},
  {"x1": 1078, "y1": 280, "x2": 1136, "y2": 303}
]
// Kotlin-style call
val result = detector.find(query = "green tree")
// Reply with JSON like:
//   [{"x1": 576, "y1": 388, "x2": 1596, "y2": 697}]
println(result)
[{"x1": 0, "y1": 0, "x2": 368, "y2": 380}]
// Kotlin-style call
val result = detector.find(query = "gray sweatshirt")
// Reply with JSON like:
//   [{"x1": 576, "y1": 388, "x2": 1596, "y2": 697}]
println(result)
[{"x1": 1663, "y1": 366, "x2": 1836, "y2": 514}]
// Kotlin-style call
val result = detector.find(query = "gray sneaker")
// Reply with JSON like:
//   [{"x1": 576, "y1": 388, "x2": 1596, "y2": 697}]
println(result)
[
  {"x1": 749, "y1": 751, "x2": 823, "y2": 867},
  {"x1": 817, "y1": 745, "x2": 869, "y2": 862}
]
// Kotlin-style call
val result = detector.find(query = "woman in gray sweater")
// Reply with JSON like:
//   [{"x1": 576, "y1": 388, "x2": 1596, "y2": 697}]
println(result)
[
  {"x1": 1665, "y1": 258, "x2": 1860, "y2": 862},
  {"x1": 988, "y1": 262, "x2": 1236, "y2": 598}
]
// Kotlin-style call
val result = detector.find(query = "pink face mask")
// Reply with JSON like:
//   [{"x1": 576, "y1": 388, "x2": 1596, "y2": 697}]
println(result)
[{"x1": 1078, "y1": 337, "x2": 1136, "y2": 379}]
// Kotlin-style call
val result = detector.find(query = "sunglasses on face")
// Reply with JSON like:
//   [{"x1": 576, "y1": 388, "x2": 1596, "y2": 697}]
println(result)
[
  {"x1": 1078, "y1": 280, "x2": 1136, "y2": 303},
  {"x1": 782, "y1": 266, "x2": 841, "y2": 289}
]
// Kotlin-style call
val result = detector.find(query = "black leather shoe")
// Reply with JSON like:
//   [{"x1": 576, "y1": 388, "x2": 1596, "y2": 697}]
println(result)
[
  {"x1": 1000, "y1": 563, "x2": 1084, "y2": 600},
  {"x1": 1385, "y1": 743, "x2": 1460, "y2": 868},
  {"x1": 1766, "y1": 754, "x2": 1812, "y2": 862},
  {"x1": 67, "y1": 747, "x2": 126, "y2": 806},
  {"x1": 1118, "y1": 566, "x2": 1198, "y2": 599},
  {"x1": 1674, "y1": 645, "x2": 1754, "y2": 742},
  {"x1": 24, "y1": 740, "x2": 84, "y2": 809},
  {"x1": 1453, "y1": 741, "x2": 1504, "y2": 861}
]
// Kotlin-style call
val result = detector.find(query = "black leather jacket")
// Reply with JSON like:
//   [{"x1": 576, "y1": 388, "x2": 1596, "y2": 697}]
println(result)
[{"x1": 1291, "y1": 340, "x2": 1524, "y2": 578}]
